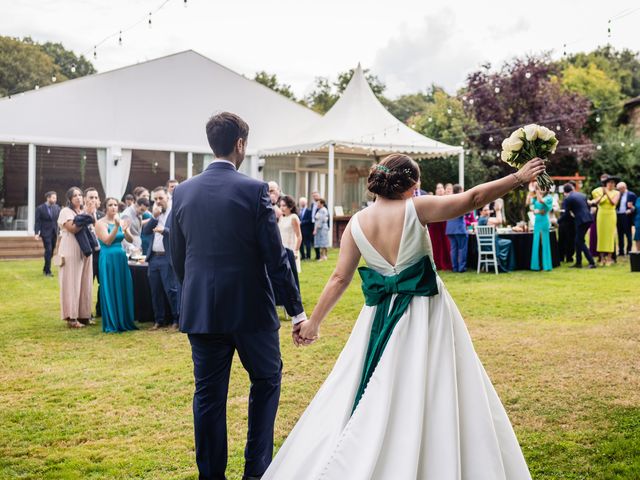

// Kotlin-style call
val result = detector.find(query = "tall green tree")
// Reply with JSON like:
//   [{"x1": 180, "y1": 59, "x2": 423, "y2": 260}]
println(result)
[
  {"x1": 565, "y1": 46, "x2": 640, "y2": 99},
  {"x1": 0, "y1": 36, "x2": 63, "y2": 97},
  {"x1": 384, "y1": 92, "x2": 431, "y2": 123},
  {"x1": 38, "y1": 41, "x2": 95, "y2": 79},
  {"x1": 253, "y1": 71, "x2": 296, "y2": 100}
]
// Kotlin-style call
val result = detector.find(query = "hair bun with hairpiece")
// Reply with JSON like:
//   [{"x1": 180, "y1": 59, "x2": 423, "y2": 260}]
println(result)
[{"x1": 367, "y1": 154, "x2": 420, "y2": 199}]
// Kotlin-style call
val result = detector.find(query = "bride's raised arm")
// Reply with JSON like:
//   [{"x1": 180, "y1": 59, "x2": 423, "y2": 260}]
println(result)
[
  {"x1": 297, "y1": 223, "x2": 361, "y2": 345},
  {"x1": 413, "y1": 157, "x2": 546, "y2": 224}
]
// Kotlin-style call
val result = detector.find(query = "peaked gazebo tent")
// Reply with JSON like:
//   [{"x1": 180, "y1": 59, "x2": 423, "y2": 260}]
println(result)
[
  {"x1": 0, "y1": 50, "x2": 320, "y2": 234},
  {"x1": 259, "y1": 64, "x2": 464, "y2": 227}
]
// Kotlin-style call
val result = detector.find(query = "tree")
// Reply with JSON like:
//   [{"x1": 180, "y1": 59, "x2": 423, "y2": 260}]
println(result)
[
  {"x1": 253, "y1": 70, "x2": 297, "y2": 100},
  {"x1": 560, "y1": 63, "x2": 622, "y2": 138},
  {"x1": 583, "y1": 127, "x2": 640, "y2": 193},
  {"x1": 0, "y1": 36, "x2": 96, "y2": 97},
  {"x1": 0, "y1": 36, "x2": 63, "y2": 97},
  {"x1": 384, "y1": 92, "x2": 431, "y2": 123},
  {"x1": 38, "y1": 41, "x2": 95, "y2": 79},
  {"x1": 464, "y1": 55, "x2": 592, "y2": 178},
  {"x1": 566, "y1": 46, "x2": 640, "y2": 99}
]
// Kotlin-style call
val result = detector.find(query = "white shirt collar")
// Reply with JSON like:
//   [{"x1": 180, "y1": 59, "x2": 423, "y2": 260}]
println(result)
[{"x1": 210, "y1": 159, "x2": 237, "y2": 169}]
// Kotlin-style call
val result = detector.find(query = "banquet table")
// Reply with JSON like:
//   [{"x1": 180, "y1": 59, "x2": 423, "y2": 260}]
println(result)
[
  {"x1": 128, "y1": 261, "x2": 172, "y2": 323},
  {"x1": 466, "y1": 230, "x2": 560, "y2": 271}
]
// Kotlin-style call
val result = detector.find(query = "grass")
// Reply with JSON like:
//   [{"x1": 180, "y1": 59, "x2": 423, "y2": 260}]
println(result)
[{"x1": 1, "y1": 255, "x2": 639, "y2": 479}]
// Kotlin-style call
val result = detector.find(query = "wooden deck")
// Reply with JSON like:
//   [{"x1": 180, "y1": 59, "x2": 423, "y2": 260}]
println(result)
[{"x1": 0, "y1": 236, "x2": 44, "y2": 259}]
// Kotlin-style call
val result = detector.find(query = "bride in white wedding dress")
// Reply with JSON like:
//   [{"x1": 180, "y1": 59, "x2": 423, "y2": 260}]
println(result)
[{"x1": 264, "y1": 154, "x2": 545, "y2": 480}]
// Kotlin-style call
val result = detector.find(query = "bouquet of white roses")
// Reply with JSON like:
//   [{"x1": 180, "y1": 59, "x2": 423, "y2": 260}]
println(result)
[{"x1": 500, "y1": 124, "x2": 558, "y2": 190}]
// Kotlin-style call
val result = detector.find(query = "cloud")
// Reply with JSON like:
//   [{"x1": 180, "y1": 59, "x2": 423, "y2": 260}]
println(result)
[{"x1": 372, "y1": 9, "x2": 483, "y2": 97}]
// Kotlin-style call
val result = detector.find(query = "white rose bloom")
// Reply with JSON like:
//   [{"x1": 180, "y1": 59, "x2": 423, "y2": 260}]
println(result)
[
  {"x1": 504, "y1": 136, "x2": 524, "y2": 152},
  {"x1": 549, "y1": 137, "x2": 559, "y2": 154},
  {"x1": 524, "y1": 124, "x2": 539, "y2": 141},
  {"x1": 538, "y1": 126, "x2": 555, "y2": 141},
  {"x1": 509, "y1": 128, "x2": 525, "y2": 142},
  {"x1": 501, "y1": 150, "x2": 512, "y2": 162}
]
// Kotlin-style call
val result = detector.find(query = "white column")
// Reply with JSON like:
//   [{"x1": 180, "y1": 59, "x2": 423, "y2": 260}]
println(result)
[
  {"x1": 27, "y1": 144, "x2": 36, "y2": 234},
  {"x1": 458, "y1": 150, "x2": 465, "y2": 188},
  {"x1": 169, "y1": 151, "x2": 175, "y2": 180},
  {"x1": 187, "y1": 152, "x2": 193, "y2": 178},
  {"x1": 249, "y1": 154, "x2": 259, "y2": 179},
  {"x1": 328, "y1": 143, "x2": 335, "y2": 242}
]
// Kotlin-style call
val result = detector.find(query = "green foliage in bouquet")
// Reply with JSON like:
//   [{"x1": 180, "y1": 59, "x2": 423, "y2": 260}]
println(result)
[{"x1": 501, "y1": 124, "x2": 558, "y2": 191}]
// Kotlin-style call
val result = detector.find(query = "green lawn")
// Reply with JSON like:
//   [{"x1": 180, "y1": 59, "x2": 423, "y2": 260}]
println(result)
[{"x1": 1, "y1": 256, "x2": 639, "y2": 479}]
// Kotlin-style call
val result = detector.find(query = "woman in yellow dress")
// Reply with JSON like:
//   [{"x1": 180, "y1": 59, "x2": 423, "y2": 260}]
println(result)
[{"x1": 591, "y1": 175, "x2": 620, "y2": 266}]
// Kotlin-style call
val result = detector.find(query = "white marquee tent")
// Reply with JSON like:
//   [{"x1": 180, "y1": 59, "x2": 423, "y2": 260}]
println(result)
[
  {"x1": 260, "y1": 64, "x2": 464, "y2": 228},
  {"x1": 0, "y1": 50, "x2": 320, "y2": 234}
]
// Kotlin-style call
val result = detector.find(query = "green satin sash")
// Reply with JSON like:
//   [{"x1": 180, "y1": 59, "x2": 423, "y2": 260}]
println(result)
[{"x1": 352, "y1": 255, "x2": 439, "y2": 413}]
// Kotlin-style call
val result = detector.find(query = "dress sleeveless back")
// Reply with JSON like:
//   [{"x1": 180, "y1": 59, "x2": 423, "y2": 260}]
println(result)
[
  {"x1": 263, "y1": 200, "x2": 532, "y2": 480},
  {"x1": 350, "y1": 199, "x2": 433, "y2": 276}
]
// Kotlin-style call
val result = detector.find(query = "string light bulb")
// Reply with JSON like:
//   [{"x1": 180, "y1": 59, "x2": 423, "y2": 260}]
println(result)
[
  {"x1": 563, "y1": 43, "x2": 567, "y2": 56},
  {"x1": 607, "y1": 19, "x2": 611, "y2": 38},
  {"x1": 119, "y1": 31, "x2": 122, "y2": 45},
  {"x1": 556, "y1": 125, "x2": 561, "y2": 131},
  {"x1": 597, "y1": 145, "x2": 602, "y2": 150},
  {"x1": 446, "y1": 108, "x2": 452, "y2": 114},
  {"x1": 494, "y1": 87, "x2": 500, "y2": 94},
  {"x1": 428, "y1": 117, "x2": 433, "y2": 122},
  {"x1": 51, "y1": 75, "x2": 57, "y2": 82},
  {"x1": 35, "y1": 85, "x2": 39, "y2": 90},
  {"x1": 621, "y1": 142, "x2": 625, "y2": 147},
  {"x1": 184, "y1": 0, "x2": 188, "y2": 7},
  {"x1": 469, "y1": 99, "x2": 474, "y2": 105},
  {"x1": 93, "y1": 47, "x2": 97, "y2": 60},
  {"x1": 71, "y1": 64, "x2": 76, "y2": 73},
  {"x1": 525, "y1": 72, "x2": 532, "y2": 79},
  {"x1": 595, "y1": 115, "x2": 601, "y2": 122},
  {"x1": 488, "y1": 136, "x2": 494, "y2": 143},
  {"x1": 148, "y1": 12, "x2": 152, "y2": 28}
]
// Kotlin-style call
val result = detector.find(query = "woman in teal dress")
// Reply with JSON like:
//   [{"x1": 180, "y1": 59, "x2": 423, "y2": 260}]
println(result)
[
  {"x1": 527, "y1": 183, "x2": 553, "y2": 271},
  {"x1": 95, "y1": 197, "x2": 138, "y2": 333}
]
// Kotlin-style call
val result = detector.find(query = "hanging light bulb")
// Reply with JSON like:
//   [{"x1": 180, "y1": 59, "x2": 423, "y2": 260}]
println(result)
[
  {"x1": 462, "y1": 96, "x2": 467, "y2": 102},
  {"x1": 595, "y1": 115, "x2": 601, "y2": 123},
  {"x1": 184, "y1": 0, "x2": 188, "y2": 7},
  {"x1": 563, "y1": 43, "x2": 567, "y2": 56},
  {"x1": 460, "y1": 140, "x2": 465, "y2": 146},
  {"x1": 556, "y1": 125, "x2": 561, "y2": 131},
  {"x1": 488, "y1": 136, "x2": 494, "y2": 143},
  {"x1": 46, "y1": 148, "x2": 51, "y2": 154},
  {"x1": 446, "y1": 108, "x2": 452, "y2": 114},
  {"x1": 51, "y1": 74, "x2": 57, "y2": 82},
  {"x1": 621, "y1": 142, "x2": 625, "y2": 147},
  {"x1": 607, "y1": 19, "x2": 611, "y2": 38},
  {"x1": 93, "y1": 47, "x2": 97, "y2": 60},
  {"x1": 35, "y1": 85, "x2": 40, "y2": 90},
  {"x1": 525, "y1": 72, "x2": 532, "y2": 79},
  {"x1": 469, "y1": 99, "x2": 474, "y2": 105},
  {"x1": 148, "y1": 12, "x2": 153, "y2": 28},
  {"x1": 596, "y1": 145, "x2": 602, "y2": 150},
  {"x1": 71, "y1": 64, "x2": 76, "y2": 74},
  {"x1": 119, "y1": 31, "x2": 123, "y2": 45},
  {"x1": 428, "y1": 117, "x2": 433, "y2": 122},
  {"x1": 494, "y1": 87, "x2": 500, "y2": 94}
]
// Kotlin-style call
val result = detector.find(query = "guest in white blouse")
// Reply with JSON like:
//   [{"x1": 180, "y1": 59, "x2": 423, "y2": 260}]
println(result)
[{"x1": 278, "y1": 195, "x2": 303, "y2": 272}]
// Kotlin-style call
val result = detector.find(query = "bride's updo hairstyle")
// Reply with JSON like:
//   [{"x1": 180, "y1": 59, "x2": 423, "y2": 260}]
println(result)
[{"x1": 367, "y1": 154, "x2": 420, "y2": 199}]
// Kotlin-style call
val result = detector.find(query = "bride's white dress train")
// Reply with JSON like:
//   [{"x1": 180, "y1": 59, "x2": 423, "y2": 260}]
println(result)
[{"x1": 263, "y1": 199, "x2": 532, "y2": 480}]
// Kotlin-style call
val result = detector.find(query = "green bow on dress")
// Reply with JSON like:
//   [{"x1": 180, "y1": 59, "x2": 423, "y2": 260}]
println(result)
[{"x1": 352, "y1": 255, "x2": 439, "y2": 413}]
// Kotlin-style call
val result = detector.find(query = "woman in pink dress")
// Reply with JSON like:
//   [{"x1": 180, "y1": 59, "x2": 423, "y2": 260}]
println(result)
[{"x1": 57, "y1": 187, "x2": 94, "y2": 328}]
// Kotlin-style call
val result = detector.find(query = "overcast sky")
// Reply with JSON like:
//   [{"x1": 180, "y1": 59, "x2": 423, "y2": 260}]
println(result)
[{"x1": 3, "y1": 0, "x2": 639, "y2": 98}]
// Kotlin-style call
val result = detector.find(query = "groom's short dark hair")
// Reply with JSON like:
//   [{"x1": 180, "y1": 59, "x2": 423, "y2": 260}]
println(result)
[{"x1": 206, "y1": 112, "x2": 249, "y2": 157}]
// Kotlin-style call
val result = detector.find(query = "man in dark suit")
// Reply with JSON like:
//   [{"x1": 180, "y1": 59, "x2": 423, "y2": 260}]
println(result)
[
  {"x1": 560, "y1": 183, "x2": 596, "y2": 268},
  {"x1": 616, "y1": 181, "x2": 636, "y2": 256},
  {"x1": 171, "y1": 112, "x2": 307, "y2": 480},
  {"x1": 298, "y1": 196, "x2": 314, "y2": 260},
  {"x1": 34, "y1": 191, "x2": 61, "y2": 276},
  {"x1": 558, "y1": 183, "x2": 576, "y2": 263},
  {"x1": 143, "y1": 186, "x2": 180, "y2": 330}
]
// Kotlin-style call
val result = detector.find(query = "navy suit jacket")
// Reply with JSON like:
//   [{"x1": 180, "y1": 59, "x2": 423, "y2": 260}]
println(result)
[
  {"x1": 170, "y1": 162, "x2": 303, "y2": 334},
  {"x1": 299, "y1": 207, "x2": 314, "y2": 234},
  {"x1": 35, "y1": 203, "x2": 60, "y2": 237},
  {"x1": 142, "y1": 211, "x2": 173, "y2": 262},
  {"x1": 560, "y1": 192, "x2": 592, "y2": 226},
  {"x1": 620, "y1": 190, "x2": 637, "y2": 213}
]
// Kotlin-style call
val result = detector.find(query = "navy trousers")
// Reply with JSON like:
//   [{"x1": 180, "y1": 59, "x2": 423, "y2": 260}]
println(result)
[
  {"x1": 188, "y1": 331, "x2": 282, "y2": 480},
  {"x1": 575, "y1": 222, "x2": 596, "y2": 266},
  {"x1": 41, "y1": 233, "x2": 57, "y2": 274},
  {"x1": 447, "y1": 234, "x2": 468, "y2": 272},
  {"x1": 148, "y1": 255, "x2": 180, "y2": 324},
  {"x1": 617, "y1": 213, "x2": 632, "y2": 255},
  {"x1": 300, "y1": 227, "x2": 313, "y2": 260}
]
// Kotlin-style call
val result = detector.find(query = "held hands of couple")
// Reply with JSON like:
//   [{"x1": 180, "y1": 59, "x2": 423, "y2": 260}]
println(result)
[{"x1": 292, "y1": 319, "x2": 319, "y2": 347}]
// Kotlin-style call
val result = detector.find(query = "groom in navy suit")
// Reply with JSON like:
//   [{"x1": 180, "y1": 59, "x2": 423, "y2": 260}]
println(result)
[{"x1": 170, "y1": 112, "x2": 307, "y2": 480}]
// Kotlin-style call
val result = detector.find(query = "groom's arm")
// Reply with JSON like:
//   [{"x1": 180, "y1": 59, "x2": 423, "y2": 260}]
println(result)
[
  {"x1": 169, "y1": 194, "x2": 186, "y2": 283},
  {"x1": 255, "y1": 183, "x2": 304, "y2": 318}
]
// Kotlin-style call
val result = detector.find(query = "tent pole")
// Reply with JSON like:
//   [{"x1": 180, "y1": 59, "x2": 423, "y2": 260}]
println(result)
[
  {"x1": 187, "y1": 152, "x2": 193, "y2": 178},
  {"x1": 328, "y1": 143, "x2": 335, "y2": 243},
  {"x1": 169, "y1": 151, "x2": 175, "y2": 180},
  {"x1": 27, "y1": 144, "x2": 36, "y2": 234},
  {"x1": 458, "y1": 150, "x2": 465, "y2": 188}
]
